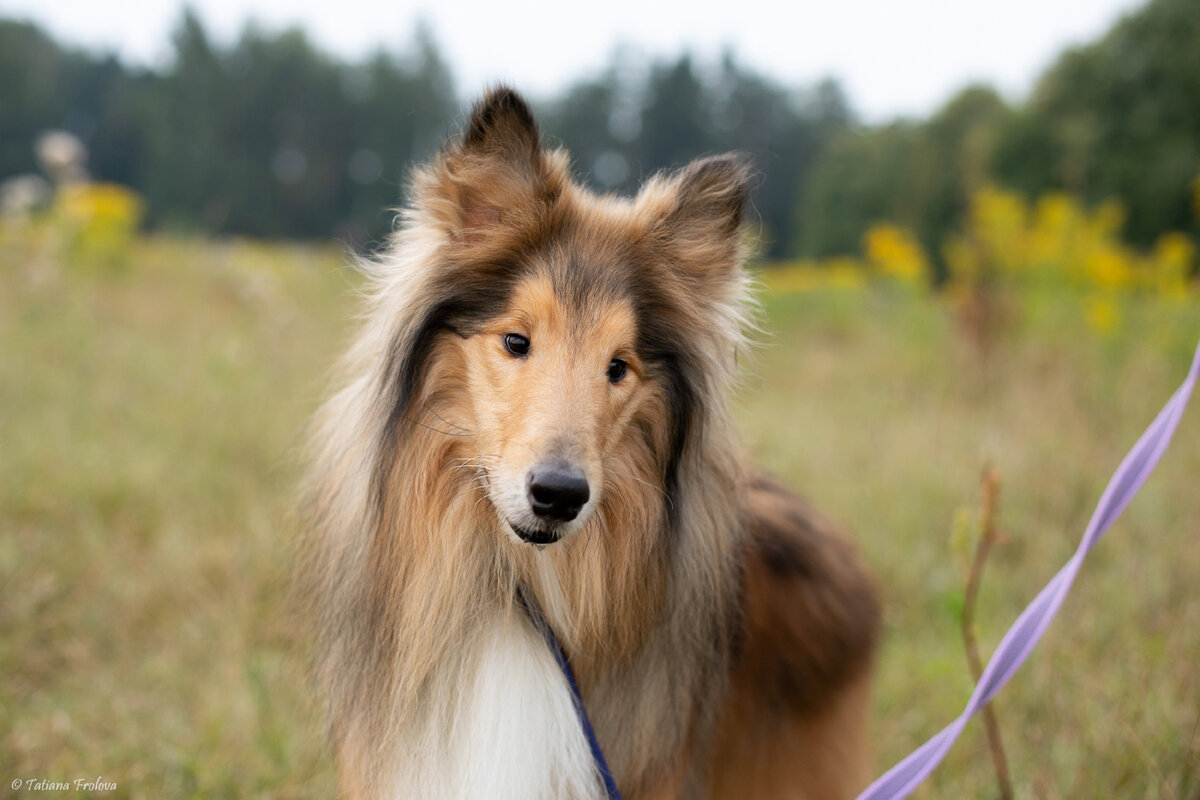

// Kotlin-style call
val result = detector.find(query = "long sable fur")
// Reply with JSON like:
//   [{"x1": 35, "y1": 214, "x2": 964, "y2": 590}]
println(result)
[
  {"x1": 300, "y1": 87, "x2": 878, "y2": 799},
  {"x1": 299, "y1": 87, "x2": 757, "y2": 797}
]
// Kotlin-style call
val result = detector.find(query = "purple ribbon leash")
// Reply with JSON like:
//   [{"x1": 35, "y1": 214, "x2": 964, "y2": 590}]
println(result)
[{"x1": 857, "y1": 336, "x2": 1200, "y2": 800}]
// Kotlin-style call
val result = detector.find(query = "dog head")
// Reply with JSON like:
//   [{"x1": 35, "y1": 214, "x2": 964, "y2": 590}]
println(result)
[{"x1": 384, "y1": 87, "x2": 751, "y2": 547}]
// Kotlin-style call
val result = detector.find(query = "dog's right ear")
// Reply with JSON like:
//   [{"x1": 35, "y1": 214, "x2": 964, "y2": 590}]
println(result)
[{"x1": 415, "y1": 86, "x2": 558, "y2": 238}]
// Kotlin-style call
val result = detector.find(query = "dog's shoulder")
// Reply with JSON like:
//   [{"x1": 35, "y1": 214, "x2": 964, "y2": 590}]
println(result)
[{"x1": 734, "y1": 471, "x2": 881, "y2": 712}]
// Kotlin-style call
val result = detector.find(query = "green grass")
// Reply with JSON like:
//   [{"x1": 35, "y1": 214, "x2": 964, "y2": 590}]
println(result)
[
  {"x1": 2, "y1": 237, "x2": 1198, "y2": 798},
  {"x1": 1, "y1": 237, "x2": 347, "y2": 799}
]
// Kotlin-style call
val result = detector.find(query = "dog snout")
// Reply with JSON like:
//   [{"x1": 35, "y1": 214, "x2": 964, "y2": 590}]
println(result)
[{"x1": 526, "y1": 463, "x2": 590, "y2": 522}]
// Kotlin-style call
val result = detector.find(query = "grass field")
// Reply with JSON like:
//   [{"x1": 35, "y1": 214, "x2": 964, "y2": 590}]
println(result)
[{"x1": 2, "y1": 235, "x2": 1198, "y2": 798}]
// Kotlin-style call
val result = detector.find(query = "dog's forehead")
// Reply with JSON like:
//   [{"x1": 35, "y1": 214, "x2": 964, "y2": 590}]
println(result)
[
  {"x1": 528, "y1": 203, "x2": 649, "y2": 306},
  {"x1": 507, "y1": 261, "x2": 637, "y2": 344},
  {"x1": 449, "y1": 190, "x2": 667, "y2": 343}
]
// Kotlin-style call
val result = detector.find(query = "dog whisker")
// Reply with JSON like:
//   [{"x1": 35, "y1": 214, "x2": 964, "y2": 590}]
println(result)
[
  {"x1": 424, "y1": 406, "x2": 474, "y2": 436},
  {"x1": 405, "y1": 414, "x2": 473, "y2": 438}
]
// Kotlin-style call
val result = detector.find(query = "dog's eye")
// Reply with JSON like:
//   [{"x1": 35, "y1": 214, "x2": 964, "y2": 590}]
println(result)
[
  {"x1": 503, "y1": 333, "x2": 530, "y2": 357},
  {"x1": 607, "y1": 358, "x2": 628, "y2": 384}
]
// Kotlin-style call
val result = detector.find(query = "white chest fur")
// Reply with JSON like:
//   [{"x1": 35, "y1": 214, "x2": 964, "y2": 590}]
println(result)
[{"x1": 385, "y1": 613, "x2": 605, "y2": 800}]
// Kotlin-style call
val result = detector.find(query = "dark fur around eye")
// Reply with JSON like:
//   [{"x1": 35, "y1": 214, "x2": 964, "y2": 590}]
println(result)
[
  {"x1": 503, "y1": 333, "x2": 530, "y2": 357},
  {"x1": 607, "y1": 358, "x2": 628, "y2": 384}
]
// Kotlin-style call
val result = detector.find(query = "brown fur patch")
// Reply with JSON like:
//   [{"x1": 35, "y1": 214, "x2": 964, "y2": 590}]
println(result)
[
  {"x1": 745, "y1": 473, "x2": 880, "y2": 690},
  {"x1": 730, "y1": 472, "x2": 880, "y2": 713},
  {"x1": 709, "y1": 474, "x2": 880, "y2": 799}
]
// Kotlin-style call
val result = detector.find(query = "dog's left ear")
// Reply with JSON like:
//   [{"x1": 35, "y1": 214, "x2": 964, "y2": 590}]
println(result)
[
  {"x1": 417, "y1": 86, "x2": 560, "y2": 238},
  {"x1": 643, "y1": 154, "x2": 751, "y2": 296},
  {"x1": 461, "y1": 86, "x2": 541, "y2": 166}
]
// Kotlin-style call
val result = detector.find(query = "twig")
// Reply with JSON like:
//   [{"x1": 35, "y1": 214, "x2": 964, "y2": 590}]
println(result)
[{"x1": 961, "y1": 466, "x2": 1014, "y2": 800}]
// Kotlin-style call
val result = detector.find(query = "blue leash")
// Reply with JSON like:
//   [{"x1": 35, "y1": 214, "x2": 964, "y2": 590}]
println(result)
[{"x1": 519, "y1": 589, "x2": 623, "y2": 800}]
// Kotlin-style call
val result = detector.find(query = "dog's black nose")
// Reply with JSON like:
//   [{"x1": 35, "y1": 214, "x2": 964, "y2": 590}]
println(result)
[{"x1": 527, "y1": 464, "x2": 590, "y2": 522}]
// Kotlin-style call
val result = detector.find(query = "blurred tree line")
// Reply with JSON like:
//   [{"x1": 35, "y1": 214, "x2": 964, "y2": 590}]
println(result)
[
  {"x1": 1, "y1": 11, "x2": 458, "y2": 247},
  {"x1": 801, "y1": 0, "x2": 1200, "y2": 276},
  {"x1": 0, "y1": 9, "x2": 847, "y2": 254},
  {"x1": 2, "y1": 0, "x2": 1197, "y2": 263}
]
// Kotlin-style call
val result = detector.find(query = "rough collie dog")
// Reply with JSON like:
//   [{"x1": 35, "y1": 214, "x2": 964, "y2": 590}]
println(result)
[{"x1": 301, "y1": 87, "x2": 880, "y2": 800}]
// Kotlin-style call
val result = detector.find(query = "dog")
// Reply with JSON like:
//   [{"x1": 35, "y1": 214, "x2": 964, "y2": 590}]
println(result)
[{"x1": 300, "y1": 86, "x2": 880, "y2": 800}]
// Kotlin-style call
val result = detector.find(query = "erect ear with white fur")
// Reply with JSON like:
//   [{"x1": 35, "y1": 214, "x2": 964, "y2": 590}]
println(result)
[
  {"x1": 642, "y1": 153, "x2": 752, "y2": 296},
  {"x1": 417, "y1": 86, "x2": 560, "y2": 238}
]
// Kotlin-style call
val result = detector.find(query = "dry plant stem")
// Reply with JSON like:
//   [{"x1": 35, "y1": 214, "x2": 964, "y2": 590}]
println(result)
[{"x1": 962, "y1": 466, "x2": 1014, "y2": 800}]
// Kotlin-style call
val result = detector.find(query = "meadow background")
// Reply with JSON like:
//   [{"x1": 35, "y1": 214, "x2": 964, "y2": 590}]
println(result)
[{"x1": 3, "y1": 0, "x2": 1200, "y2": 797}]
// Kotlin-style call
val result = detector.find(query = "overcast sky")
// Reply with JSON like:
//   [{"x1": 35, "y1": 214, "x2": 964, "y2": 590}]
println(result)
[{"x1": 3, "y1": 0, "x2": 1146, "y2": 122}]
